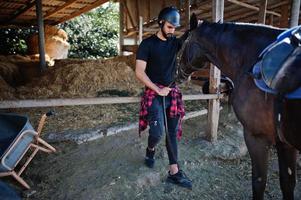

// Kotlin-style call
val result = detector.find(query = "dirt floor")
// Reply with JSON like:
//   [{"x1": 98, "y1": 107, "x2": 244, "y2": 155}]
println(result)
[{"x1": 3, "y1": 106, "x2": 300, "y2": 200}]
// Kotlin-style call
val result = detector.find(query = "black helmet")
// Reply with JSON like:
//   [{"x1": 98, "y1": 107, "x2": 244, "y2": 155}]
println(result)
[{"x1": 158, "y1": 6, "x2": 180, "y2": 27}]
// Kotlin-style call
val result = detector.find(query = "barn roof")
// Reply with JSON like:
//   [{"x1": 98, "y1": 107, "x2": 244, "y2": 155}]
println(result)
[
  {"x1": 0, "y1": 0, "x2": 298, "y2": 30},
  {"x1": 123, "y1": 0, "x2": 297, "y2": 36},
  {"x1": 0, "y1": 0, "x2": 110, "y2": 27}
]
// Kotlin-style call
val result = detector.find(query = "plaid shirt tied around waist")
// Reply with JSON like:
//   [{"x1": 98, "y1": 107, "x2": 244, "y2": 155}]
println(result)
[{"x1": 139, "y1": 84, "x2": 185, "y2": 139}]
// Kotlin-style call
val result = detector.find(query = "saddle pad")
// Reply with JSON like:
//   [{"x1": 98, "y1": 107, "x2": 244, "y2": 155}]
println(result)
[
  {"x1": 253, "y1": 63, "x2": 301, "y2": 99},
  {"x1": 261, "y1": 38, "x2": 295, "y2": 88}
]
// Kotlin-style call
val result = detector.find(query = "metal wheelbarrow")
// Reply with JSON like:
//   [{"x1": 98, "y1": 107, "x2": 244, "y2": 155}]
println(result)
[{"x1": 0, "y1": 111, "x2": 56, "y2": 189}]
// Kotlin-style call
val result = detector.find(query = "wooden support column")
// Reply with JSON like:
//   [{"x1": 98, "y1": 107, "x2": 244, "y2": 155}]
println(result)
[
  {"x1": 135, "y1": 0, "x2": 139, "y2": 44},
  {"x1": 212, "y1": 0, "x2": 224, "y2": 22},
  {"x1": 138, "y1": 16, "x2": 143, "y2": 44},
  {"x1": 258, "y1": 0, "x2": 267, "y2": 24},
  {"x1": 269, "y1": 14, "x2": 274, "y2": 26},
  {"x1": 124, "y1": 1, "x2": 135, "y2": 29},
  {"x1": 147, "y1": 0, "x2": 151, "y2": 22},
  {"x1": 119, "y1": 0, "x2": 124, "y2": 55},
  {"x1": 185, "y1": 0, "x2": 190, "y2": 29},
  {"x1": 290, "y1": 0, "x2": 301, "y2": 27},
  {"x1": 35, "y1": 0, "x2": 46, "y2": 72},
  {"x1": 207, "y1": 0, "x2": 223, "y2": 142},
  {"x1": 280, "y1": 4, "x2": 289, "y2": 28}
]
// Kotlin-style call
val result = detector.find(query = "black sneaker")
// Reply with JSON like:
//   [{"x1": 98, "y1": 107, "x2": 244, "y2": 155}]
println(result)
[
  {"x1": 166, "y1": 170, "x2": 192, "y2": 189},
  {"x1": 144, "y1": 148, "x2": 155, "y2": 168}
]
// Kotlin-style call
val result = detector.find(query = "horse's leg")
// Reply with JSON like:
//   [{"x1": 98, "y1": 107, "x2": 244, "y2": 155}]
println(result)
[
  {"x1": 244, "y1": 129, "x2": 270, "y2": 200},
  {"x1": 275, "y1": 141, "x2": 297, "y2": 200}
]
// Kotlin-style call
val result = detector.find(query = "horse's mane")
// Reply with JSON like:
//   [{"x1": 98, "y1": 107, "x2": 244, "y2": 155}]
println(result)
[{"x1": 198, "y1": 20, "x2": 284, "y2": 37}]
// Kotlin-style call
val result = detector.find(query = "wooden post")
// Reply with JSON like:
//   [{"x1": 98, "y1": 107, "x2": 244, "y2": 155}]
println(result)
[
  {"x1": 258, "y1": 0, "x2": 267, "y2": 24},
  {"x1": 138, "y1": 16, "x2": 143, "y2": 44},
  {"x1": 147, "y1": 0, "x2": 151, "y2": 22},
  {"x1": 135, "y1": 0, "x2": 139, "y2": 44},
  {"x1": 290, "y1": 0, "x2": 300, "y2": 27},
  {"x1": 269, "y1": 14, "x2": 274, "y2": 26},
  {"x1": 185, "y1": 0, "x2": 190, "y2": 29},
  {"x1": 280, "y1": 4, "x2": 289, "y2": 28},
  {"x1": 212, "y1": 0, "x2": 224, "y2": 22},
  {"x1": 119, "y1": 0, "x2": 124, "y2": 55},
  {"x1": 207, "y1": 0, "x2": 223, "y2": 142},
  {"x1": 207, "y1": 66, "x2": 221, "y2": 142},
  {"x1": 35, "y1": 0, "x2": 46, "y2": 72}
]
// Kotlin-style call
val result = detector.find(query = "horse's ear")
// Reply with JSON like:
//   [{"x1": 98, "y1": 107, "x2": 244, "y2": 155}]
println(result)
[{"x1": 190, "y1": 13, "x2": 198, "y2": 30}]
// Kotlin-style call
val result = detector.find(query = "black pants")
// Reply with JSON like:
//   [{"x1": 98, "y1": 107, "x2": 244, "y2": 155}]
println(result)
[{"x1": 147, "y1": 95, "x2": 179, "y2": 165}]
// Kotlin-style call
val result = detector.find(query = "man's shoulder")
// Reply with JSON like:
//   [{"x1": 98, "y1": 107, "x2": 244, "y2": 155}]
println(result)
[{"x1": 141, "y1": 35, "x2": 156, "y2": 44}]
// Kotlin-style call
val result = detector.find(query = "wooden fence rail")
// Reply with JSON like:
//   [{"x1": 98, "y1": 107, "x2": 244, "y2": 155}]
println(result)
[{"x1": 0, "y1": 94, "x2": 222, "y2": 109}]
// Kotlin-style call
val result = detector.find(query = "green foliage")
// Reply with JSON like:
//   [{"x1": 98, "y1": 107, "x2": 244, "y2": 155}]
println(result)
[
  {"x1": 59, "y1": 2, "x2": 119, "y2": 59},
  {"x1": 0, "y1": 2, "x2": 119, "y2": 58},
  {"x1": 0, "y1": 27, "x2": 37, "y2": 55}
]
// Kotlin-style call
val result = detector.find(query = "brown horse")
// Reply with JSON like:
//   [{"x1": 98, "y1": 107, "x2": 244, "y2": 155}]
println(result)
[{"x1": 177, "y1": 18, "x2": 301, "y2": 200}]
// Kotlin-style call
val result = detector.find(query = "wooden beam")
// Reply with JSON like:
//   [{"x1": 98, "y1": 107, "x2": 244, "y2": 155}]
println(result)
[
  {"x1": 143, "y1": 27, "x2": 183, "y2": 35},
  {"x1": 212, "y1": 0, "x2": 224, "y2": 22},
  {"x1": 135, "y1": 0, "x2": 139, "y2": 26},
  {"x1": 269, "y1": 1, "x2": 289, "y2": 10},
  {"x1": 224, "y1": 5, "x2": 254, "y2": 21},
  {"x1": 119, "y1": 0, "x2": 124, "y2": 55},
  {"x1": 207, "y1": 64, "x2": 221, "y2": 142},
  {"x1": 227, "y1": 10, "x2": 258, "y2": 22},
  {"x1": 185, "y1": 0, "x2": 190, "y2": 29},
  {"x1": 162, "y1": 0, "x2": 166, "y2": 9},
  {"x1": 123, "y1": 0, "x2": 135, "y2": 28},
  {"x1": 176, "y1": 0, "x2": 181, "y2": 10},
  {"x1": 227, "y1": 0, "x2": 281, "y2": 17},
  {"x1": 135, "y1": 0, "x2": 139, "y2": 43},
  {"x1": 258, "y1": 0, "x2": 267, "y2": 24},
  {"x1": 54, "y1": 0, "x2": 108, "y2": 25},
  {"x1": 0, "y1": 94, "x2": 221, "y2": 109},
  {"x1": 147, "y1": 0, "x2": 151, "y2": 22},
  {"x1": 8, "y1": 0, "x2": 36, "y2": 22},
  {"x1": 36, "y1": 0, "x2": 46, "y2": 72},
  {"x1": 280, "y1": 4, "x2": 289, "y2": 28},
  {"x1": 207, "y1": 0, "x2": 223, "y2": 142},
  {"x1": 138, "y1": 16, "x2": 143, "y2": 44},
  {"x1": 122, "y1": 44, "x2": 138, "y2": 53},
  {"x1": 44, "y1": 0, "x2": 77, "y2": 20},
  {"x1": 290, "y1": 0, "x2": 301, "y2": 27},
  {"x1": 269, "y1": 13, "x2": 274, "y2": 26}
]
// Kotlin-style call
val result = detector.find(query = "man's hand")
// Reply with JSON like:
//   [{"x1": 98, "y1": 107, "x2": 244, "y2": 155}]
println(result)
[{"x1": 157, "y1": 87, "x2": 172, "y2": 96}]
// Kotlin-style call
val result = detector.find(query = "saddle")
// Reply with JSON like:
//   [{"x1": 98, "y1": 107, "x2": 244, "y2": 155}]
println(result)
[{"x1": 252, "y1": 26, "x2": 301, "y2": 99}]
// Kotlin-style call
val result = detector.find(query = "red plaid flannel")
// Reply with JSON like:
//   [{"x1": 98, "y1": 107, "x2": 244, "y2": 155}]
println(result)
[{"x1": 139, "y1": 84, "x2": 185, "y2": 139}]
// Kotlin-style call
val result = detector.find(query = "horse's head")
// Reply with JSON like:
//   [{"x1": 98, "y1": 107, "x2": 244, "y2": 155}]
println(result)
[{"x1": 176, "y1": 15, "x2": 210, "y2": 83}]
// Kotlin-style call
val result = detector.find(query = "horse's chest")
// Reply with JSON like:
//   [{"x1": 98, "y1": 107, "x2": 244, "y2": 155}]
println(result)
[{"x1": 231, "y1": 78, "x2": 275, "y2": 141}]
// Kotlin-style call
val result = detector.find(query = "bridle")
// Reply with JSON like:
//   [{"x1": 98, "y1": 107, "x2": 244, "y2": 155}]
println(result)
[{"x1": 177, "y1": 33, "x2": 208, "y2": 79}]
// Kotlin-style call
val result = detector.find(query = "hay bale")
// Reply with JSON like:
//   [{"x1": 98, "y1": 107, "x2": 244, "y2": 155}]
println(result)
[
  {"x1": 0, "y1": 55, "x2": 22, "y2": 86},
  {"x1": 16, "y1": 57, "x2": 143, "y2": 99},
  {"x1": 112, "y1": 54, "x2": 136, "y2": 70},
  {"x1": 0, "y1": 76, "x2": 16, "y2": 100}
]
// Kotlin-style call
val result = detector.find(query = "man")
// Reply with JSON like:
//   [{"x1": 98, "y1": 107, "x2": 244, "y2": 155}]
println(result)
[{"x1": 135, "y1": 6, "x2": 192, "y2": 189}]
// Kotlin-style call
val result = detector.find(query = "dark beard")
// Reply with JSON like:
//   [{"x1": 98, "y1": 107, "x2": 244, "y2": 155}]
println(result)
[{"x1": 161, "y1": 27, "x2": 173, "y2": 40}]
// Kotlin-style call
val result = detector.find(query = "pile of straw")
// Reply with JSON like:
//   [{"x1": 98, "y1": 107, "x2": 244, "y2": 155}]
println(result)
[{"x1": 16, "y1": 55, "x2": 142, "y2": 99}]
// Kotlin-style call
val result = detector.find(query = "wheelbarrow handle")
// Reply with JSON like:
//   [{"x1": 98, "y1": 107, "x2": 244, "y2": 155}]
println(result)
[{"x1": 36, "y1": 110, "x2": 54, "y2": 136}]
